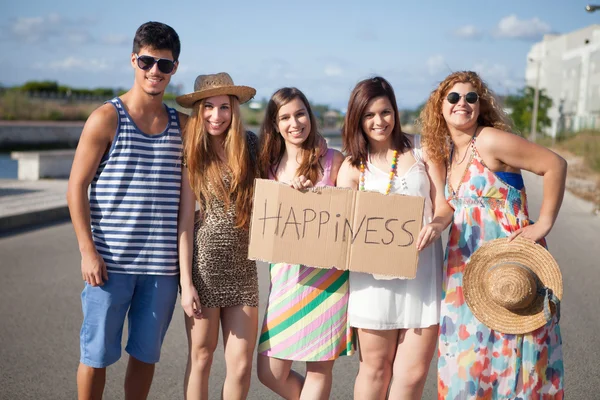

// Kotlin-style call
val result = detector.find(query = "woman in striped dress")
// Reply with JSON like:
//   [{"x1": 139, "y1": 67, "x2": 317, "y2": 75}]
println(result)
[{"x1": 256, "y1": 87, "x2": 353, "y2": 399}]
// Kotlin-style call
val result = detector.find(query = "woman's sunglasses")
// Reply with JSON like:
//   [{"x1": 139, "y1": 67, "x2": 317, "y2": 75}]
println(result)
[
  {"x1": 446, "y1": 92, "x2": 479, "y2": 104},
  {"x1": 135, "y1": 54, "x2": 176, "y2": 74}
]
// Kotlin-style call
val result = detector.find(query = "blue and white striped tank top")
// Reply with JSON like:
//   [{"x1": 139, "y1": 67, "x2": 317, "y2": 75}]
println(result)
[{"x1": 89, "y1": 98, "x2": 182, "y2": 275}]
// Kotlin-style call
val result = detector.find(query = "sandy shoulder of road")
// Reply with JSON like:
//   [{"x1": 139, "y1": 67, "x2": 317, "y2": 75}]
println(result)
[{"x1": 554, "y1": 149, "x2": 600, "y2": 214}]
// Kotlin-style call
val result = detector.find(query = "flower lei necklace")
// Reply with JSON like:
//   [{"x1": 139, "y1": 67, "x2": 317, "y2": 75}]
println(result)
[{"x1": 359, "y1": 150, "x2": 399, "y2": 195}]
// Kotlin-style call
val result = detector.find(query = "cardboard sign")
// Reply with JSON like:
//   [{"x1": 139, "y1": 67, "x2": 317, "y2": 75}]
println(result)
[{"x1": 248, "y1": 179, "x2": 425, "y2": 278}]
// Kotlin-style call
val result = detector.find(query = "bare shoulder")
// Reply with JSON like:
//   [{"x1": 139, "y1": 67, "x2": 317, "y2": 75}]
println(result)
[
  {"x1": 405, "y1": 132, "x2": 417, "y2": 145},
  {"x1": 406, "y1": 132, "x2": 422, "y2": 152},
  {"x1": 420, "y1": 141, "x2": 432, "y2": 164},
  {"x1": 340, "y1": 156, "x2": 359, "y2": 176},
  {"x1": 477, "y1": 126, "x2": 565, "y2": 174},
  {"x1": 70, "y1": 103, "x2": 118, "y2": 180},
  {"x1": 406, "y1": 133, "x2": 435, "y2": 164},
  {"x1": 337, "y1": 156, "x2": 360, "y2": 188},
  {"x1": 476, "y1": 126, "x2": 524, "y2": 150},
  {"x1": 327, "y1": 149, "x2": 346, "y2": 183},
  {"x1": 81, "y1": 103, "x2": 118, "y2": 143},
  {"x1": 331, "y1": 149, "x2": 345, "y2": 166},
  {"x1": 177, "y1": 111, "x2": 189, "y2": 129},
  {"x1": 341, "y1": 155, "x2": 355, "y2": 167}
]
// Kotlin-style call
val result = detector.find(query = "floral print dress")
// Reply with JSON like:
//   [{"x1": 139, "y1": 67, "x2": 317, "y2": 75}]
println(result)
[{"x1": 438, "y1": 138, "x2": 564, "y2": 399}]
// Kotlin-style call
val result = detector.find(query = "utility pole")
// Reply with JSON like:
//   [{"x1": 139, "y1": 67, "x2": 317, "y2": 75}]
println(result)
[{"x1": 529, "y1": 58, "x2": 541, "y2": 143}]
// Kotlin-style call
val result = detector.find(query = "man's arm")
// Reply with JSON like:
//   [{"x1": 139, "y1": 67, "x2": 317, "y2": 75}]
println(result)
[{"x1": 66, "y1": 104, "x2": 117, "y2": 286}]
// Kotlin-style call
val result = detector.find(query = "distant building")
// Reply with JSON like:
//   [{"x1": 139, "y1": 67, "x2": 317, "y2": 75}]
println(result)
[
  {"x1": 323, "y1": 110, "x2": 341, "y2": 129},
  {"x1": 526, "y1": 24, "x2": 600, "y2": 135},
  {"x1": 248, "y1": 100, "x2": 263, "y2": 110}
]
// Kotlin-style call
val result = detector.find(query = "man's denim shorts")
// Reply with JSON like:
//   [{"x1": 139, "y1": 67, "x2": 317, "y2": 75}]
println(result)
[{"x1": 79, "y1": 273, "x2": 178, "y2": 368}]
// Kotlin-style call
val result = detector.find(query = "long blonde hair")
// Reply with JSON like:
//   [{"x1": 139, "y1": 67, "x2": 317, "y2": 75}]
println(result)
[
  {"x1": 419, "y1": 71, "x2": 513, "y2": 164},
  {"x1": 183, "y1": 95, "x2": 255, "y2": 228}
]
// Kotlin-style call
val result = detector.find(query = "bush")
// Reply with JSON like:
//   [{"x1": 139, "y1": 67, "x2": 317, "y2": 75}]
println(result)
[
  {"x1": 0, "y1": 91, "x2": 99, "y2": 121},
  {"x1": 0, "y1": 91, "x2": 32, "y2": 120},
  {"x1": 21, "y1": 80, "x2": 59, "y2": 93},
  {"x1": 47, "y1": 110, "x2": 64, "y2": 121},
  {"x1": 558, "y1": 130, "x2": 600, "y2": 173}
]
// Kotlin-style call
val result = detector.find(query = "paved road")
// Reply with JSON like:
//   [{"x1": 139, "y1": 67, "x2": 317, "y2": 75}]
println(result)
[{"x1": 1, "y1": 172, "x2": 599, "y2": 399}]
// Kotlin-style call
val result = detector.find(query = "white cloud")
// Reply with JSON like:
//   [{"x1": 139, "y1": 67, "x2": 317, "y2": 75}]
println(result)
[
  {"x1": 426, "y1": 55, "x2": 447, "y2": 76},
  {"x1": 102, "y1": 34, "x2": 130, "y2": 46},
  {"x1": 66, "y1": 31, "x2": 93, "y2": 45},
  {"x1": 256, "y1": 59, "x2": 299, "y2": 81},
  {"x1": 7, "y1": 13, "x2": 96, "y2": 45},
  {"x1": 454, "y1": 25, "x2": 483, "y2": 40},
  {"x1": 10, "y1": 14, "x2": 62, "y2": 43},
  {"x1": 34, "y1": 56, "x2": 110, "y2": 71},
  {"x1": 324, "y1": 64, "x2": 343, "y2": 77},
  {"x1": 494, "y1": 15, "x2": 551, "y2": 41}
]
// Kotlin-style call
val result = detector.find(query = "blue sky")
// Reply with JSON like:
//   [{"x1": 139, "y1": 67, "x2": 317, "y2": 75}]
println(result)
[{"x1": 1, "y1": 0, "x2": 597, "y2": 109}]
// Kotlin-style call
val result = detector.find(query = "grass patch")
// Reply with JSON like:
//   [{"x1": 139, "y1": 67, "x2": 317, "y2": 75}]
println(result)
[
  {"x1": 534, "y1": 134, "x2": 554, "y2": 148},
  {"x1": 550, "y1": 130, "x2": 600, "y2": 211},
  {"x1": 2, "y1": 92, "x2": 265, "y2": 127},
  {"x1": 0, "y1": 91, "x2": 100, "y2": 121},
  {"x1": 556, "y1": 130, "x2": 600, "y2": 173}
]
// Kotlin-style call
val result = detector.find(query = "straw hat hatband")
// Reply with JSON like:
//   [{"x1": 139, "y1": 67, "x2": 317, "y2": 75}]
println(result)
[
  {"x1": 463, "y1": 236, "x2": 562, "y2": 335},
  {"x1": 176, "y1": 72, "x2": 256, "y2": 108}
]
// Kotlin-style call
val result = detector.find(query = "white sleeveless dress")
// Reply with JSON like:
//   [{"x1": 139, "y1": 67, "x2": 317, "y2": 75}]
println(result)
[{"x1": 348, "y1": 135, "x2": 443, "y2": 329}]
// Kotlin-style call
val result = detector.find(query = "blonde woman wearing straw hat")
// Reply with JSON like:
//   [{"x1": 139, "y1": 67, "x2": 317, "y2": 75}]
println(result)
[
  {"x1": 420, "y1": 71, "x2": 566, "y2": 399},
  {"x1": 176, "y1": 72, "x2": 259, "y2": 399}
]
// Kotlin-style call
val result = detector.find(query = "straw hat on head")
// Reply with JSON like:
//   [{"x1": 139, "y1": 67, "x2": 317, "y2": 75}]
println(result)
[
  {"x1": 176, "y1": 72, "x2": 256, "y2": 108},
  {"x1": 463, "y1": 236, "x2": 562, "y2": 335}
]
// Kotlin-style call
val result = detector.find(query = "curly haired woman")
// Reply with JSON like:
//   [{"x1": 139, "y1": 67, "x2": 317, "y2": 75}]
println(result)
[{"x1": 420, "y1": 71, "x2": 566, "y2": 399}]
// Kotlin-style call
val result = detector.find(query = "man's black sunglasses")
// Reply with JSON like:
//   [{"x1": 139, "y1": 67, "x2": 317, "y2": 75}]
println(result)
[
  {"x1": 446, "y1": 92, "x2": 479, "y2": 105},
  {"x1": 135, "y1": 54, "x2": 176, "y2": 74}
]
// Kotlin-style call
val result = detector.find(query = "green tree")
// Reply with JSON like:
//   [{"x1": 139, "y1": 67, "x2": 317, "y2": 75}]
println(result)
[
  {"x1": 505, "y1": 86, "x2": 553, "y2": 135},
  {"x1": 400, "y1": 102, "x2": 425, "y2": 126},
  {"x1": 21, "y1": 80, "x2": 60, "y2": 93},
  {"x1": 310, "y1": 103, "x2": 331, "y2": 127}
]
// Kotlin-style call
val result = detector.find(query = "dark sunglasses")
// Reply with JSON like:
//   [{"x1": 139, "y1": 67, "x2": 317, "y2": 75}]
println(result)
[
  {"x1": 135, "y1": 54, "x2": 176, "y2": 74},
  {"x1": 446, "y1": 92, "x2": 479, "y2": 104}
]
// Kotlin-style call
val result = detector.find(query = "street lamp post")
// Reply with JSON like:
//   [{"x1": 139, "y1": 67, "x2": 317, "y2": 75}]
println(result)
[
  {"x1": 529, "y1": 58, "x2": 541, "y2": 142},
  {"x1": 586, "y1": 4, "x2": 600, "y2": 12}
]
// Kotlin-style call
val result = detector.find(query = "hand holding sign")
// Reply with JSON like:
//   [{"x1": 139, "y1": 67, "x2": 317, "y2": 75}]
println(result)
[
  {"x1": 416, "y1": 222, "x2": 445, "y2": 251},
  {"x1": 290, "y1": 175, "x2": 314, "y2": 190},
  {"x1": 248, "y1": 179, "x2": 425, "y2": 278}
]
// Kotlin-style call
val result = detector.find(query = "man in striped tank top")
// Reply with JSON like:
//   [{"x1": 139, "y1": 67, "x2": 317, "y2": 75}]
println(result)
[{"x1": 67, "y1": 21, "x2": 188, "y2": 400}]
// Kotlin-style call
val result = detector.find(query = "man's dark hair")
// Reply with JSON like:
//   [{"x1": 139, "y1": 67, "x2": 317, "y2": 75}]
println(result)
[{"x1": 133, "y1": 21, "x2": 181, "y2": 61}]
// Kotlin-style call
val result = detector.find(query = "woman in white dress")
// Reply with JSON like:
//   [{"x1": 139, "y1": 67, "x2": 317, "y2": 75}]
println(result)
[{"x1": 337, "y1": 76, "x2": 453, "y2": 400}]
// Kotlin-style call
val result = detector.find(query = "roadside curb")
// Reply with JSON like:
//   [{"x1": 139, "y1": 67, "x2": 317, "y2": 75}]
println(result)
[{"x1": 0, "y1": 206, "x2": 70, "y2": 234}]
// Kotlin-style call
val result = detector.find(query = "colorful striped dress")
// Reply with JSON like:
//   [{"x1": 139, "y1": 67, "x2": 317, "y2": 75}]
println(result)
[
  {"x1": 438, "y1": 137, "x2": 564, "y2": 399},
  {"x1": 257, "y1": 149, "x2": 354, "y2": 361}
]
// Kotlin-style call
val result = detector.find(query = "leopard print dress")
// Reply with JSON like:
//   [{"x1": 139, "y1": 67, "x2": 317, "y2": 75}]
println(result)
[{"x1": 191, "y1": 132, "x2": 259, "y2": 308}]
